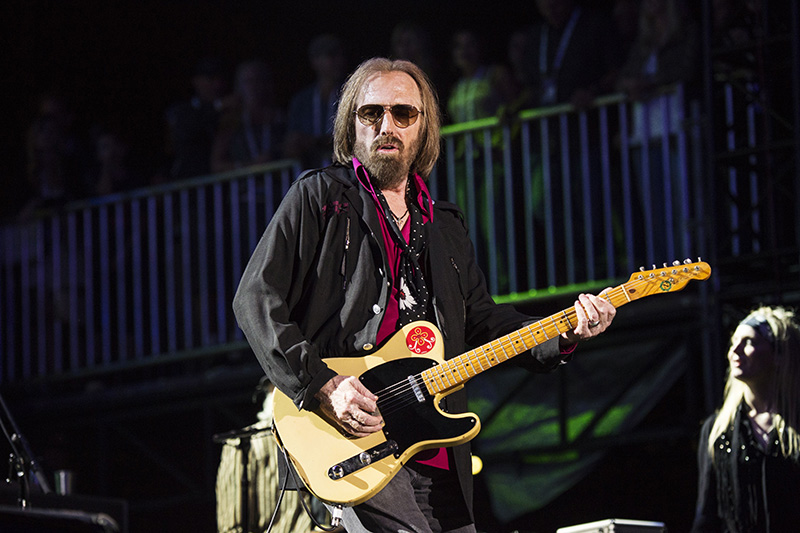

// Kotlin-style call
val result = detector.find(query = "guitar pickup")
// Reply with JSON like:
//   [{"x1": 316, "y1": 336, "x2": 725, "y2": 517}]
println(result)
[{"x1": 328, "y1": 440, "x2": 399, "y2": 480}]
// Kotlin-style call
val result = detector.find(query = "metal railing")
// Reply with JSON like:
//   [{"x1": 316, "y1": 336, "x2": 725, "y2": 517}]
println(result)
[{"x1": 1, "y1": 85, "x2": 709, "y2": 385}]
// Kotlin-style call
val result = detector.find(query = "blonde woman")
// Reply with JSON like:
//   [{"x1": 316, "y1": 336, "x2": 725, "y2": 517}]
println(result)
[{"x1": 692, "y1": 306, "x2": 800, "y2": 532}]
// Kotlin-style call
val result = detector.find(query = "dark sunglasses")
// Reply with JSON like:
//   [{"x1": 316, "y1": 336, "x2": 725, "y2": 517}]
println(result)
[{"x1": 355, "y1": 104, "x2": 422, "y2": 128}]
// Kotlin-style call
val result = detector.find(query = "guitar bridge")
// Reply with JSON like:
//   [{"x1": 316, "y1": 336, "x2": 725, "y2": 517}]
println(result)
[{"x1": 328, "y1": 440, "x2": 399, "y2": 480}]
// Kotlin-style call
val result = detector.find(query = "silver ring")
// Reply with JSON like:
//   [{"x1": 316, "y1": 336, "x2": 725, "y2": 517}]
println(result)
[{"x1": 588, "y1": 320, "x2": 600, "y2": 328}]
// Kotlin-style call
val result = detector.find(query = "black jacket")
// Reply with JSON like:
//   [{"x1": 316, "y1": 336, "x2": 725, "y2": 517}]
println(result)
[{"x1": 233, "y1": 163, "x2": 566, "y2": 516}]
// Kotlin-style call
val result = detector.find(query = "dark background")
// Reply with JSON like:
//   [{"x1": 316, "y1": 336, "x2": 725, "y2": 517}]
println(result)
[
  {"x1": 2, "y1": 2, "x2": 707, "y2": 532},
  {"x1": 4, "y1": 0, "x2": 571, "y2": 186}
]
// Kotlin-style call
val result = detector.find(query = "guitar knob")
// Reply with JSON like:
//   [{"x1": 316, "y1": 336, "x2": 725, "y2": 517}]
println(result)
[{"x1": 359, "y1": 452, "x2": 372, "y2": 465}]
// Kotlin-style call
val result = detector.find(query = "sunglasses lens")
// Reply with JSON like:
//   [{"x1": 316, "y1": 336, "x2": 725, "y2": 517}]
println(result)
[
  {"x1": 356, "y1": 105, "x2": 421, "y2": 127},
  {"x1": 357, "y1": 105, "x2": 384, "y2": 125},
  {"x1": 390, "y1": 105, "x2": 419, "y2": 127}
]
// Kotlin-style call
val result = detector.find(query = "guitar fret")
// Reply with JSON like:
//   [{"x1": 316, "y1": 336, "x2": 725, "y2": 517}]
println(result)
[
  {"x1": 513, "y1": 330, "x2": 528, "y2": 352},
  {"x1": 499, "y1": 336, "x2": 514, "y2": 358},
  {"x1": 539, "y1": 323, "x2": 550, "y2": 340},
  {"x1": 474, "y1": 351, "x2": 486, "y2": 372},
  {"x1": 561, "y1": 310, "x2": 574, "y2": 331},
  {"x1": 430, "y1": 370, "x2": 445, "y2": 393},
  {"x1": 490, "y1": 339, "x2": 508, "y2": 361},
  {"x1": 451, "y1": 359, "x2": 465, "y2": 382}
]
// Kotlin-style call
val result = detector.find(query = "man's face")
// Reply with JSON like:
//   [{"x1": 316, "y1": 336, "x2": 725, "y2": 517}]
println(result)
[{"x1": 353, "y1": 71, "x2": 423, "y2": 190}]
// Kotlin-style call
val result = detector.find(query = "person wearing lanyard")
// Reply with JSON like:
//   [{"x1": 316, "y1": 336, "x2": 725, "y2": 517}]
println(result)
[
  {"x1": 521, "y1": 0, "x2": 623, "y2": 109},
  {"x1": 211, "y1": 59, "x2": 286, "y2": 173},
  {"x1": 233, "y1": 57, "x2": 616, "y2": 532},
  {"x1": 286, "y1": 34, "x2": 347, "y2": 169}
]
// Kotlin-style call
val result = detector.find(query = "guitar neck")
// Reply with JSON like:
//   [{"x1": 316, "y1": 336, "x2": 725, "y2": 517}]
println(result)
[{"x1": 419, "y1": 261, "x2": 710, "y2": 396}]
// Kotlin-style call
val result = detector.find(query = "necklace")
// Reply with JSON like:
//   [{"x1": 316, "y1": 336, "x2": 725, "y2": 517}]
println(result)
[{"x1": 391, "y1": 209, "x2": 409, "y2": 224}]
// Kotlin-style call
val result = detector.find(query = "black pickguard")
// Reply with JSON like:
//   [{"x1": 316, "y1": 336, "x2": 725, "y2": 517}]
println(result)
[{"x1": 359, "y1": 357, "x2": 477, "y2": 453}]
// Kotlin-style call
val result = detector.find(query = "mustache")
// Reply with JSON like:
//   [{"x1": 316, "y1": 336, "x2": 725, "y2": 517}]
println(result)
[{"x1": 370, "y1": 135, "x2": 404, "y2": 152}]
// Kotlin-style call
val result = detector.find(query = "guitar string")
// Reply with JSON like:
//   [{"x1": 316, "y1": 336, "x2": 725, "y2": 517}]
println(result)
[
  {"x1": 372, "y1": 277, "x2": 646, "y2": 417},
  {"x1": 372, "y1": 281, "x2": 635, "y2": 416},
  {"x1": 369, "y1": 272, "x2": 698, "y2": 418}
]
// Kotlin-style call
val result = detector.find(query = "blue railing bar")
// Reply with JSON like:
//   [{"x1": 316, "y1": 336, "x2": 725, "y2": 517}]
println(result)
[
  {"x1": 282, "y1": 165, "x2": 294, "y2": 195},
  {"x1": 164, "y1": 193, "x2": 178, "y2": 353},
  {"x1": 20, "y1": 225, "x2": 31, "y2": 378},
  {"x1": 446, "y1": 136, "x2": 457, "y2": 205},
  {"x1": 147, "y1": 196, "x2": 160, "y2": 356},
  {"x1": 501, "y1": 124, "x2": 518, "y2": 293},
  {"x1": 520, "y1": 121, "x2": 537, "y2": 289},
  {"x1": 464, "y1": 134, "x2": 478, "y2": 257},
  {"x1": 114, "y1": 202, "x2": 128, "y2": 361},
  {"x1": 67, "y1": 213, "x2": 80, "y2": 370},
  {"x1": 598, "y1": 106, "x2": 616, "y2": 277},
  {"x1": 659, "y1": 94, "x2": 676, "y2": 261},
  {"x1": 618, "y1": 102, "x2": 636, "y2": 273},
  {"x1": 213, "y1": 183, "x2": 227, "y2": 344},
  {"x1": 179, "y1": 190, "x2": 193, "y2": 350},
  {"x1": 246, "y1": 177, "x2": 258, "y2": 253},
  {"x1": 559, "y1": 113, "x2": 576, "y2": 284},
  {"x1": 747, "y1": 95, "x2": 760, "y2": 252},
  {"x1": 81, "y1": 211, "x2": 93, "y2": 368},
  {"x1": 639, "y1": 103, "x2": 655, "y2": 263},
  {"x1": 724, "y1": 83, "x2": 740, "y2": 255},
  {"x1": 540, "y1": 118, "x2": 556, "y2": 287},
  {"x1": 36, "y1": 222, "x2": 47, "y2": 376},
  {"x1": 690, "y1": 99, "x2": 706, "y2": 265},
  {"x1": 98, "y1": 206, "x2": 112, "y2": 365},
  {"x1": 52, "y1": 217, "x2": 63, "y2": 370},
  {"x1": 675, "y1": 85, "x2": 693, "y2": 259},
  {"x1": 578, "y1": 111, "x2": 595, "y2": 280},
  {"x1": 482, "y1": 129, "x2": 498, "y2": 295},
  {"x1": 2, "y1": 228, "x2": 13, "y2": 379},
  {"x1": 197, "y1": 188, "x2": 211, "y2": 346},
  {"x1": 0, "y1": 229, "x2": 6, "y2": 382},
  {"x1": 230, "y1": 180, "x2": 243, "y2": 316},
  {"x1": 131, "y1": 200, "x2": 145, "y2": 359}
]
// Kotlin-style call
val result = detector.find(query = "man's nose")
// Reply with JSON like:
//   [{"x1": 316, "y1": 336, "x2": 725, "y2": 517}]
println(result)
[{"x1": 377, "y1": 110, "x2": 395, "y2": 135}]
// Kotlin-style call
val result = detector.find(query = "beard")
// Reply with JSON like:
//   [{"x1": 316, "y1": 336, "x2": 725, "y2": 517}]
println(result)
[{"x1": 353, "y1": 134, "x2": 420, "y2": 190}]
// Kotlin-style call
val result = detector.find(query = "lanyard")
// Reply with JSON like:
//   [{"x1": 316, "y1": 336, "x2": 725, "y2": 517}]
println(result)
[
  {"x1": 312, "y1": 85, "x2": 338, "y2": 137},
  {"x1": 243, "y1": 113, "x2": 271, "y2": 159},
  {"x1": 539, "y1": 7, "x2": 581, "y2": 75}
]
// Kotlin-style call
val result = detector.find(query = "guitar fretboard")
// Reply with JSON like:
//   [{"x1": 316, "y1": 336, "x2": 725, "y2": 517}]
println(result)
[{"x1": 419, "y1": 261, "x2": 709, "y2": 395}]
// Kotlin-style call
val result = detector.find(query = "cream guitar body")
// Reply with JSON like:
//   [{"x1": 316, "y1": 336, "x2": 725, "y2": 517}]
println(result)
[
  {"x1": 272, "y1": 321, "x2": 477, "y2": 506},
  {"x1": 272, "y1": 260, "x2": 712, "y2": 506}
]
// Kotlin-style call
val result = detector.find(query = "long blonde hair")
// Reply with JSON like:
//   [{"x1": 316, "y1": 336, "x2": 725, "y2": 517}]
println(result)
[
  {"x1": 332, "y1": 57, "x2": 442, "y2": 178},
  {"x1": 708, "y1": 305, "x2": 800, "y2": 458}
]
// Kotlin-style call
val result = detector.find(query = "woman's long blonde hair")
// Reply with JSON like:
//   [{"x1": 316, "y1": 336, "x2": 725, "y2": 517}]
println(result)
[{"x1": 708, "y1": 305, "x2": 800, "y2": 459}]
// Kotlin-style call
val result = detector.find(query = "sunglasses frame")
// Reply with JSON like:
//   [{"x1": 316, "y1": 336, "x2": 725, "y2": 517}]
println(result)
[{"x1": 354, "y1": 104, "x2": 423, "y2": 128}]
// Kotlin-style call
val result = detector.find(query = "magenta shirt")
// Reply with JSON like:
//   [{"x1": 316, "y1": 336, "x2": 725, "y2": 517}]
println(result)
[{"x1": 353, "y1": 159, "x2": 450, "y2": 469}]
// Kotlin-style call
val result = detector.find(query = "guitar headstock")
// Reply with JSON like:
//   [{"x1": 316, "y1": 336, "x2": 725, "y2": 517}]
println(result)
[{"x1": 623, "y1": 259, "x2": 711, "y2": 297}]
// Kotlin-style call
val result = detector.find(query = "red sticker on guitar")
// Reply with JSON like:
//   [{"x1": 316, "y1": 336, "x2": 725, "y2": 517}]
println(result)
[{"x1": 406, "y1": 325, "x2": 436, "y2": 354}]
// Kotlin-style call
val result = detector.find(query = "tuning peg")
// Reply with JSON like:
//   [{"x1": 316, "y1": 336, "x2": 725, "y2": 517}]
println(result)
[
  {"x1": 684, "y1": 258, "x2": 691, "y2": 264},
  {"x1": 663, "y1": 263, "x2": 668, "y2": 268},
  {"x1": 672, "y1": 260, "x2": 680, "y2": 266},
  {"x1": 639, "y1": 266, "x2": 645, "y2": 272}
]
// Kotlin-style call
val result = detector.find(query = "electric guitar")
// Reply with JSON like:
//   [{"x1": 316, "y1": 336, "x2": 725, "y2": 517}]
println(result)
[{"x1": 272, "y1": 260, "x2": 711, "y2": 505}]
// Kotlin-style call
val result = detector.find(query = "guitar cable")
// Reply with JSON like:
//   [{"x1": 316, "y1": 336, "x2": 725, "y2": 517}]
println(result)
[{"x1": 268, "y1": 443, "x2": 341, "y2": 532}]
